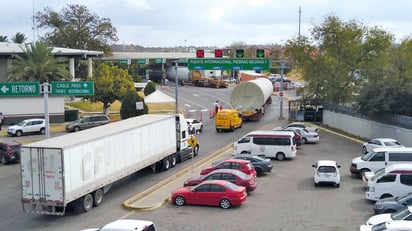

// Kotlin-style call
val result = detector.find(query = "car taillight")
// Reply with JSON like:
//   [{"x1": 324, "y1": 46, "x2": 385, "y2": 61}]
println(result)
[
  {"x1": 314, "y1": 134, "x2": 319, "y2": 138},
  {"x1": 291, "y1": 146, "x2": 296, "y2": 151}
]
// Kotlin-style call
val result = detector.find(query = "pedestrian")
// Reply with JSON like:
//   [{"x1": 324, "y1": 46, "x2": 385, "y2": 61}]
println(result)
[
  {"x1": 0, "y1": 112, "x2": 3, "y2": 131},
  {"x1": 214, "y1": 101, "x2": 219, "y2": 115}
]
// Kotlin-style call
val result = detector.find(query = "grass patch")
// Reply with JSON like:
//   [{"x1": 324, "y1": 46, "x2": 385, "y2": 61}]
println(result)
[{"x1": 66, "y1": 100, "x2": 121, "y2": 112}]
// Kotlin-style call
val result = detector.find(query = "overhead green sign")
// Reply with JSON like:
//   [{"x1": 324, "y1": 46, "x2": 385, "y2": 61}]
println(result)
[
  {"x1": 51, "y1": 81, "x2": 94, "y2": 96},
  {"x1": 188, "y1": 58, "x2": 270, "y2": 71},
  {"x1": 256, "y1": 49, "x2": 265, "y2": 58},
  {"x1": 135, "y1": 59, "x2": 148, "y2": 64},
  {"x1": 0, "y1": 82, "x2": 40, "y2": 96}
]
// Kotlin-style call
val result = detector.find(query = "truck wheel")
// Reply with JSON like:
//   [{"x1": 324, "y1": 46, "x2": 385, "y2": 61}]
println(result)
[
  {"x1": 93, "y1": 189, "x2": 104, "y2": 207},
  {"x1": 75, "y1": 194, "x2": 93, "y2": 213},
  {"x1": 169, "y1": 155, "x2": 177, "y2": 167},
  {"x1": 162, "y1": 158, "x2": 170, "y2": 170}
]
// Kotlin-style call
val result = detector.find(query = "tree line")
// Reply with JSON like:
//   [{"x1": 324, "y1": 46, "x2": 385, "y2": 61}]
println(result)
[{"x1": 2, "y1": 4, "x2": 411, "y2": 117}]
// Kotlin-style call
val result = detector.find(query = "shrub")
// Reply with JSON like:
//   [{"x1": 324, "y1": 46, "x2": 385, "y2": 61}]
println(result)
[{"x1": 120, "y1": 90, "x2": 148, "y2": 119}]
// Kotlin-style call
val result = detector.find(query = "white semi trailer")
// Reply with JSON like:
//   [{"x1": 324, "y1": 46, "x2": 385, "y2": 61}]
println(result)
[{"x1": 20, "y1": 114, "x2": 199, "y2": 215}]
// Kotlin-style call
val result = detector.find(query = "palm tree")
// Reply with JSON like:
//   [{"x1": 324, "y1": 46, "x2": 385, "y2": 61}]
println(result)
[
  {"x1": 11, "y1": 32, "x2": 27, "y2": 43},
  {"x1": 0, "y1": 35, "x2": 8, "y2": 42},
  {"x1": 8, "y1": 42, "x2": 72, "y2": 83}
]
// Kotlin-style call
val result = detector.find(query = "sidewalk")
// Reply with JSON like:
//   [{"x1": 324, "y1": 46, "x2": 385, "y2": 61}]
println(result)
[{"x1": 123, "y1": 145, "x2": 233, "y2": 211}]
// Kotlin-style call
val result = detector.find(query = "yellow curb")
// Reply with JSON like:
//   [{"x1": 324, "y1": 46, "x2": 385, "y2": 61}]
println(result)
[{"x1": 123, "y1": 144, "x2": 233, "y2": 211}]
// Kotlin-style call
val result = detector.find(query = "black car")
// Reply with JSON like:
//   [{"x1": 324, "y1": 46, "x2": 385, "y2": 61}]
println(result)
[
  {"x1": 374, "y1": 192, "x2": 412, "y2": 214},
  {"x1": 0, "y1": 141, "x2": 22, "y2": 164},
  {"x1": 233, "y1": 154, "x2": 273, "y2": 176}
]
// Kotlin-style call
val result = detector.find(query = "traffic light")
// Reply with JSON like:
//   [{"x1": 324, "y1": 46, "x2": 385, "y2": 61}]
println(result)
[
  {"x1": 235, "y1": 49, "x2": 244, "y2": 58},
  {"x1": 256, "y1": 49, "x2": 265, "y2": 58},
  {"x1": 215, "y1": 49, "x2": 223, "y2": 58},
  {"x1": 196, "y1": 49, "x2": 204, "y2": 58}
]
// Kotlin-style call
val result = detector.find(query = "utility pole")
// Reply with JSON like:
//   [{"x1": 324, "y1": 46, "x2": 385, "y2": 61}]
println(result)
[{"x1": 298, "y1": 5, "x2": 302, "y2": 42}]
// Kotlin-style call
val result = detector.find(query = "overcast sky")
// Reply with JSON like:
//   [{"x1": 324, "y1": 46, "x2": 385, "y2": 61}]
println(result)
[{"x1": 1, "y1": 0, "x2": 411, "y2": 47}]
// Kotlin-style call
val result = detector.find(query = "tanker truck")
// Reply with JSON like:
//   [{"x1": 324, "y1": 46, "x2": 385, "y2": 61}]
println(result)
[
  {"x1": 20, "y1": 114, "x2": 199, "y2": 215},
  {"x1": 230, "y1": 78, "x2": 273, "y2": 121}
]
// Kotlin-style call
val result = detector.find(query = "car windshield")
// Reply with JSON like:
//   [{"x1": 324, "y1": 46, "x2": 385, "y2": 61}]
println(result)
[
  {"x1": 370, "y1": 168, "x2": 385, "y2": 181},
  {"x1": 384, "y1": 140, "x2": 402, "y2": 146},
  {"x1": 232, "y1": 170, "x2": 248, "y2": 179},
  {"x1": 224, "y1": 181, "x2": 239, "y2": 190},
  {"x1": 16, "y1": 121, "x2": 26, "y2": 126},
  {"x1": 371, "y1": 222, "x2": 388, "y2": 231},
  {"x1": 391, "y1": 206, "x2": 411, "y2": 220},
  {"x1": 318, "y1": 166, "x2": 336, "y2": 173},
  {"x1": 397, "y1": 193, "x2": 412, "y2": 203},
  {"x1": 251, "y1": 155, "x2": 266, "y2": 162},
  {"x1": 361, "y1": 151, "x2": 377, "y2": 161}
]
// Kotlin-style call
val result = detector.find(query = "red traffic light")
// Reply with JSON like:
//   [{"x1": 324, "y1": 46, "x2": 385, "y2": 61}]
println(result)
[
  {"x1": 196, "y1": 49, "x2": 204, "y2": 58},
  {"x1": 215, "y1": 49, "x2": 223, "y2": 58}
]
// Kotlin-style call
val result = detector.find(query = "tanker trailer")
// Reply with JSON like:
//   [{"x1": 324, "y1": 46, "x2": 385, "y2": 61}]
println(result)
[{"x1": 230, "y1": 78, "x2": 273, "y2": 121}]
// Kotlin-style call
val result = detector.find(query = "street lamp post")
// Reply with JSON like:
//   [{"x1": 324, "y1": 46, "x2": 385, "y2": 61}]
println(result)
[{"x1": 175, "y1": 62, "x2": 178, "y2": 114}]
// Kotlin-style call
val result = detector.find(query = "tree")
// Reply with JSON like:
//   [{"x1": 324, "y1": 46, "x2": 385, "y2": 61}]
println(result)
[
  {"x1": 0, "y1": 35, "x2": 8, "y2": 42},
  {"x1": 120, "y1": 90, "x2": 148, "y2": 119},
  {"x1": 285, "y1": 15, "x2": 393, "y2": 104},
  {"x1": 89, "y1": 63, "x2": 134, "y2": 114},
  {"x1": 7, "y1": 41, "x2": 72, "y2": 82},
  {"x1": 35, "y1": 4, "x2": 118, "y2": 54},
  {"x1": 144, "y1": 81, "x2": 156, "y2": 96},
  {"x1": 11, "y1": 32, "x2": 27, "y2": 43}
]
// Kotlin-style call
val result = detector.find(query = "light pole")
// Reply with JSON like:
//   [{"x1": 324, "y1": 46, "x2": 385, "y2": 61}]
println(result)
[{"x1": 175, "y1": 62, "x2": 179, "y2": 114}]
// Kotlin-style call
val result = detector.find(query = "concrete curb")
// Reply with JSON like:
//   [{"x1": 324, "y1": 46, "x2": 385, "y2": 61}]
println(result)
[{"x1": 122, "y1": 144, "x2": 233, "y2": 211}]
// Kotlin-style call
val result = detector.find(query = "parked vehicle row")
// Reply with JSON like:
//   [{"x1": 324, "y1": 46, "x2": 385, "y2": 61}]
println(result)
[
  {"x1": 354, "y1": 138, "x2": 412, "y2": 230},
  {"x1": 171, "y1": 154, "x2": 274, "y2": 209}
]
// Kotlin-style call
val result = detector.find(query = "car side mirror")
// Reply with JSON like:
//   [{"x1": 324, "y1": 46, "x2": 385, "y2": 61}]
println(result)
[
  {"x1": 337, "y1": 165, "x2": 341, "y2": 168},
  {"x1": 312, "y1": 164, "x2": 316, "y2": 168}
]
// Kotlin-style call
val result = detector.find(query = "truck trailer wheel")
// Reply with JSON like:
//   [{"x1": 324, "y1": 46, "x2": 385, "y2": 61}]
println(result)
[
  {"x1": 169, "y1": 155, "x2": 177, "y2": 168},
  {"x1": 93, "y1": 189, "x2": 104, "y2": 207},
  {"x1": 74, "y1": 193, "x2": 93, "y2": 213},
  {"x1": 162, "y1": 158, "x2": 170, "y2": 170}
]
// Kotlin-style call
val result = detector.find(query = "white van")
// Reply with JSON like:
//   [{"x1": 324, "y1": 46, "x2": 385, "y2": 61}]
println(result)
[
  {"x1": 232, "y1": 130, "x2": 297, "y2": 160},
  {"x1": 350, "y1": 147, "x2": 412, "y2": 178},
  {"x1": 365, "y1": 163, "x2": 412, "y2": 201}
]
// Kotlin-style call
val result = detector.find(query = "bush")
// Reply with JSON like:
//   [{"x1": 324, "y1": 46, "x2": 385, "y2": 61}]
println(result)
[
  {"x1": 120, "y1": 90, "x2": 148, "y2": 119},
  {"x1": 144, "y1": 81, "x2": 156, "y2": 96}
]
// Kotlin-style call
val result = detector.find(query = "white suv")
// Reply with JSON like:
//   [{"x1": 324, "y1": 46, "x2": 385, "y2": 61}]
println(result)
[
  {"x1": 312, "y1": 160, "x2": 341, "y2": 187},
  {"x1": 7, "y1": 118, "x2": 45, "y2": 137}
]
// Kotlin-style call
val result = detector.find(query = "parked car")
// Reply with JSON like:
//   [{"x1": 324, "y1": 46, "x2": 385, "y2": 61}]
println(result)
[
  {"x1": 183, "y1": 169, "x2": 257, "y2": 192},
  {"x1": 7, "y1": 118, "x2": 45, "y2": 137},
  {"x1": 272, "y1": 127, "x2": 303, "y2": 146},
  {"x1": 172, "y1": 180, "x2": 247, "y2": 209},
  {"x1": 65, "y1": 114, "x2": 110, "y2": 132},
  {"x1": 374, "y1": 192, "x2": 412, "y2": 214},
  {"x1": 232, "y1": 154, "x2": 273, "y2": 176},
  {"x1": 280, "y1": 122, "x2": 319, "y2": 133},
  {"x1": 186, "y1": 118, "x2": 203, "y2": 134},
  {"x1": 312, "y1": 160, "x2": 341, "y2": 187},
  {"x1": 362, "y1": 138, "x2": 404, "y2": 154},
  {"x1": 365, "y1": 206, "x2": 412, "y2": 226},
  {"x1": 299, "y1": 128, "x2": 320, "y2": 144},
  {"x1": 0, "y1": 141, "x2": 21, "y2": 164},
  {"x1": 80, "y1": 219, "x2": 157, "y2": 231},
  {"x1": 360, "y1": 220, "x2": 412, "y2": 231},
  {"x1": 200, "y1": 159, "x2": 257, "y2": 178}
]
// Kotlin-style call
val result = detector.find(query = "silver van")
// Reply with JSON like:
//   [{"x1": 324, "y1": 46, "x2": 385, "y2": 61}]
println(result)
[{"x1": 65, "y1": 115, "x2": 110, "y2": 132}]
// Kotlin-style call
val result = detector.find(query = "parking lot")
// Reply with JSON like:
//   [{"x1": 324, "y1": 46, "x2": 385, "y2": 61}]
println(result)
[{"x1": 118, "y1": 128, "x2": 376, "y2": 231}]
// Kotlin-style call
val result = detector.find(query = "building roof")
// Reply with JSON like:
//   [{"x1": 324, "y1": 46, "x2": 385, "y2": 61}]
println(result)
[{"x1": 0, "y1": 42, "x2": 104, "y2": 58}]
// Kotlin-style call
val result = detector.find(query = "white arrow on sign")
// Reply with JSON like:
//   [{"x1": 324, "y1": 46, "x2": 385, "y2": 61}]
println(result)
[
  {"x1": 1, "y1": 85, "x2": 9, "y2": 94},
  {"x1": 83, "y1": 83, "x2": 88, "y2": 88}
]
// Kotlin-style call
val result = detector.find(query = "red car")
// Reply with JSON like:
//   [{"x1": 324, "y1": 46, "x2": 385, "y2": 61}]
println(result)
[
  {"x1": 184, "y1": 169, "x2": 257, "y2": 192},
  {"x1": 200, "y1": 159, "x2": 257, "y2": 178},
  {"x1": 171, "y1": 180, "x2": 247, "y2": 209}
]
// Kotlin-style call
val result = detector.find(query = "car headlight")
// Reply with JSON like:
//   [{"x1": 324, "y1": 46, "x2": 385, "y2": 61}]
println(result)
[{"x1": 374, "y1": 204, "x2": 383, "y2": 210}]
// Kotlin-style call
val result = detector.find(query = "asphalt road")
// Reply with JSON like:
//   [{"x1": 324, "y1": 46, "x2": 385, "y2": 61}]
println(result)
[{"x1": 0, "y1": 86, "x2": 374, "y2": 231}]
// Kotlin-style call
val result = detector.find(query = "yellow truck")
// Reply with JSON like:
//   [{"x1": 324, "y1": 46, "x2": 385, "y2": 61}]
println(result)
[{"x1": 191, "y1": 71, "x2": 228, "y2": 88}]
